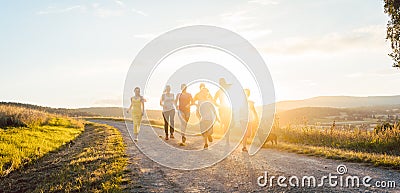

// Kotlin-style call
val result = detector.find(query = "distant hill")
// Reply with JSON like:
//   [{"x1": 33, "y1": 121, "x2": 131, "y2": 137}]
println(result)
[
  {"x1": 0, "y1": 102, "x2": 164, "y2": 119},
  {"x1": 77, "y1": 107, "x2": 164, "y2": 120},
  {"x1": 276, "y1": 105, "x2": 400, "y2": 127},
  {"x1": 77, "y1": 107, "x2": 123, "y2": 117},
  {"x1": 276, "y1": 95, "x2": 400, "y2": 111}
]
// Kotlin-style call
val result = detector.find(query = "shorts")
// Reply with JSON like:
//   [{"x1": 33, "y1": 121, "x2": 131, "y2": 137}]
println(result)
[{"x1": 200, "y1": 120, "x2": 214, "y2": 136}]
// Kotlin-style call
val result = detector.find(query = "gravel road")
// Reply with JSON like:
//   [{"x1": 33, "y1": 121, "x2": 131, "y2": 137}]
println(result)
[{"x1": 91, "y1": 120, "x2": 400, "y2": 192}]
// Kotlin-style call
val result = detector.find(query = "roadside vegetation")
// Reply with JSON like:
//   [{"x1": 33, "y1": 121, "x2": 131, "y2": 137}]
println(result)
[
  {"x1": 0, "y1": 104, "x2": 84, "y2": 176},
  {"x1": 0, "y1": 104, "x2": 129, "y2": 192},
  {"x1": 270, "y1": 121, "x2": 400, "y2": 169}
]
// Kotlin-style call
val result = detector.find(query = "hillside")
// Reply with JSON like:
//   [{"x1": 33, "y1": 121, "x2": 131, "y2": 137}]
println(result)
[
  {"x1": 77, "y1": 107, "x2": 123, "y2": 117},
  {"x1": 0, "y1": 102, "x2": 96, "y2": 117},
  {"x1": 276, "y1": 105, "x2": 400, "y2": 127},
  {"x1": 77, "y1": 107, "x2": 164, "y2": 120},
  {"x1": 276, "y1": 95, "x2": 400, "y2": 111}
]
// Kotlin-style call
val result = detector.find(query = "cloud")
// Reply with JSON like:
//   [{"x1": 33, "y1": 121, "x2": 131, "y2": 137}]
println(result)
[
  {"x1": 133, "y1": 33, "x2": 156, "y2": 39},
  {"x1": 262, "y1": 25, "x2": 388, "y2": 54},
  {"x1": 345, "y1": 70, "x2": 399, "y2": 79},
  {"x1": 94, "y1": 7, "x2": 124, "y2": 18},
  {"x1": 37, "y1": 2, "x2": 147, "y2": 18},
  {"x1": 114, "y1": 0, "x2": 125, "y2": 7},
  {"x1": 176, "y1": 7, "x2": 272, "y2": 41},
  {"x1": 36, "y1": 5, "x2": 86, "y2": 15},
  {"x1": 132, "y1": 8, "x2": 148, "y2": 16},
  {"x1": 346, "y1": 73, "x2": 363, "y2": 78},
  {"x1": 248, "y1": 0, "x2": 280, "y2": 6},
  {"x1": 93, "y1": 98, "x2": 121, "y2": 106}
]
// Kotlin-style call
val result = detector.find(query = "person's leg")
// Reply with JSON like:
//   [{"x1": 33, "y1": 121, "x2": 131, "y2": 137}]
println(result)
[
  {"x1": 133, "y1": 123, "x2": 140, "y2": 141},
  {"x1": 203, "y1": 135, "x2": 208, "y2": 149},
  {"x1": 220, "y1": 108, "x2": 231, "y2": 145},
  {"x1": 241, "y1": 121, "x2": 248, "y2": 151},
  {"x1": 200, "y1": 120, "x2": 208, "y2": 149},
  {"x1": 178, "y1": 110, "x2": 188, "y2": 143},
  {"x1": 169, "y1": 109, "x2": 175, "y2": 138},
  {"x1": 163, "y1": 112, "x2": 169, "y2": 139},
  {"x1": 132, "y1": 114, "x2": 141, "y2": 141},
  {"x1": 207, "y1": 123, "x2": 214, "y2": 142}
]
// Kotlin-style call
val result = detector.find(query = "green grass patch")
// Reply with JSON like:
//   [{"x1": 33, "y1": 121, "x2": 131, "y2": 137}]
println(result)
[
  {"x1": 0, "y1": 104, "x2": 85, "y2": 176},
  {"x1": 0, "y1": 124, "x2": 84, "y2": 176},
  {"x1": 0, "y1": 122, "x2": 129, "y2": 193}
]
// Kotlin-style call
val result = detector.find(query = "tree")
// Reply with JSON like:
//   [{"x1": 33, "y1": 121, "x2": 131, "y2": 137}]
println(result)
[{"x1": 384, "y1": 0, "x2": 400, "y2": 69}]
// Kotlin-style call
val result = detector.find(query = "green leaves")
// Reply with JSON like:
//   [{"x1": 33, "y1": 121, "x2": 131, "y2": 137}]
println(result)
[{"x1": 384, "y1": 0, "x2": 400, "y2": 69}]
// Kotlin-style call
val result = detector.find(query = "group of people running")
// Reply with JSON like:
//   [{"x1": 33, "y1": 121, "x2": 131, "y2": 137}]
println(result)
[{"x1": 127, "y1": 78, "x2": 259, "y2": 152}]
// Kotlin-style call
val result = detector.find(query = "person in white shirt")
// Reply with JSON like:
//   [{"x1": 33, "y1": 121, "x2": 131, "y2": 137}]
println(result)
[{"x1": 160, "y1": 85, "x2": 175, "y2": 140}]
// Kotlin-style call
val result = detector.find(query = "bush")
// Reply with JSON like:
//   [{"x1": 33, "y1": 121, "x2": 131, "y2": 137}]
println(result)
[
  {"x1": 0, "y1": 105, "x2": 48, "y2": 128},
  {"x1": 0, "y1": 105, "x2": 83, "y2": 129}
]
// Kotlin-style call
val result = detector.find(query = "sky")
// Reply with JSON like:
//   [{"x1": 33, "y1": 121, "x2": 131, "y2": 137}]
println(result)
[{"x1": 0, "y1": 0, "x2": 399, "y2": 109}]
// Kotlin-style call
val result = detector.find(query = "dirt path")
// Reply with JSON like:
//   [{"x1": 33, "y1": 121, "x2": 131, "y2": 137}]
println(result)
[{"x1": 92, "y1": 120, "x2": 400, "y2": 192}]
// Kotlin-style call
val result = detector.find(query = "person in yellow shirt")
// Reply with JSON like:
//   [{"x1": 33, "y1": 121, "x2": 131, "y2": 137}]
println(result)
[{"x1": 127, "y1": 87, "x2": 145, "y2": 142}]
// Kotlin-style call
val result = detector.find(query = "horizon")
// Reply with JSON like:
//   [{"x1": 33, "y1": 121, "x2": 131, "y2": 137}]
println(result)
[{"x1": 3, "y1": 94, "x2": 400, "y2": 109}]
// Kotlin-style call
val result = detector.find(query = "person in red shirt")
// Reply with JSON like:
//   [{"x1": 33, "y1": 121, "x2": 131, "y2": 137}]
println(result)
[{"x1": 175, "y1": 84, "x2": 194, "y2": 145}]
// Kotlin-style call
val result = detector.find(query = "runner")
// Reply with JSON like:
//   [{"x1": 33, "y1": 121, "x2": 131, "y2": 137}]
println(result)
[
  {"x1": 198, "y1": 88, "x2": 220, "y2": 149},
  {"x1": 214, "y1": 78, "x2": 232, "y2": 145},
  {"x1": 240, "y1": 89, "x2": 259, "y2": 152},
  {"x1": 160, "y1": 85, "x2": 175, "y2": 140},
  {"x1": 175, "y1": 84, "x2": 194, "y2": 145},
  {"x1": 127, "y1": 87, "x2": 145, "y2": 142}
]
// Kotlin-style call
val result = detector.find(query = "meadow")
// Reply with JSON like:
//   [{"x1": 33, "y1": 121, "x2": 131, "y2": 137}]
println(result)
[
  {"x1": 0, "y1": 104, "x2": 84, "y2": 176},
  {"x1": 0, "y1": 104, "x2": 129, "y2": 192}
]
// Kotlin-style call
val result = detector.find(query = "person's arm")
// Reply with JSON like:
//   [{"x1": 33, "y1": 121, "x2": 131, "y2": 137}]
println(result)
[
  {"x1": 175, "y1": 93, "x2": 180, "y2": 108},
  {"x1": 193, "y1": 93, "x2": 200, "y2": 106},
  {"x1": 250, "y1": 102, "x2": 259, "y2": 123},
  {"x1": 212, "y1": 104, "x2": 220, "y2": 123},
  {"x1": 160, "y1": 94, "x2": 164, "y2": 107},
  {"x1": 193, "y1": 93, "x2": 198, "y2": 102},
  {"x1": 188, "y1": 95, "x2": 194, "y2": 108},
  {"x1": 141, "y1": 98, "x2": 145, "y2": 116},
  {"x1": 172, "y1": 93, "x2": 176, "y2": 108},
  {"x1": 213, "y1": 90, "x2": 220, "y2": 103},
  {"x1": 127, "y1": 98, "x2": 132, "y2": 113}
]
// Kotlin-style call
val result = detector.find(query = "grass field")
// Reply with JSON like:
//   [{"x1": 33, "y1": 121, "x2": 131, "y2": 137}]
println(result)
[
  {"x1": 275, "y1": 122, "x2": 400, "y2": 155},
  {"x1": 0, "y1": 105, "x2": 84, "y2": 176},
  {"x1": 0, "y1": 104, "x2": 129, "y2": 192},
  {"x1": 0, "y1": 122, "x2": 129, "y2": 192},
  {"x1": 270, "y1": 122, "x2": 400, "y2": 169}
]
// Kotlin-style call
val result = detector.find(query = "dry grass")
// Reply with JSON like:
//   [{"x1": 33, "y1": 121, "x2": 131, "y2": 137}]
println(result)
[
  {"x1": 0, "y1": 104, "x2": 83, "y2": 128},
  {"x1": 0, "y1": 105, "x2": 129, "y2": 192},
  {"x1": 0, "y1": 105, "x2": 84, "y2": 176},
  {"x1": 269, "y1": 122, "x2": 400, "y2": 169},
  {"x1": 267, "y1": 142, "x2": 400, "y2": 169},
  {"x1": 275, "y1": 122, "x2": 400, "y2": 156},
  {"x1": 0, "y1": 122, "x2": 128, "y2": 192}
]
